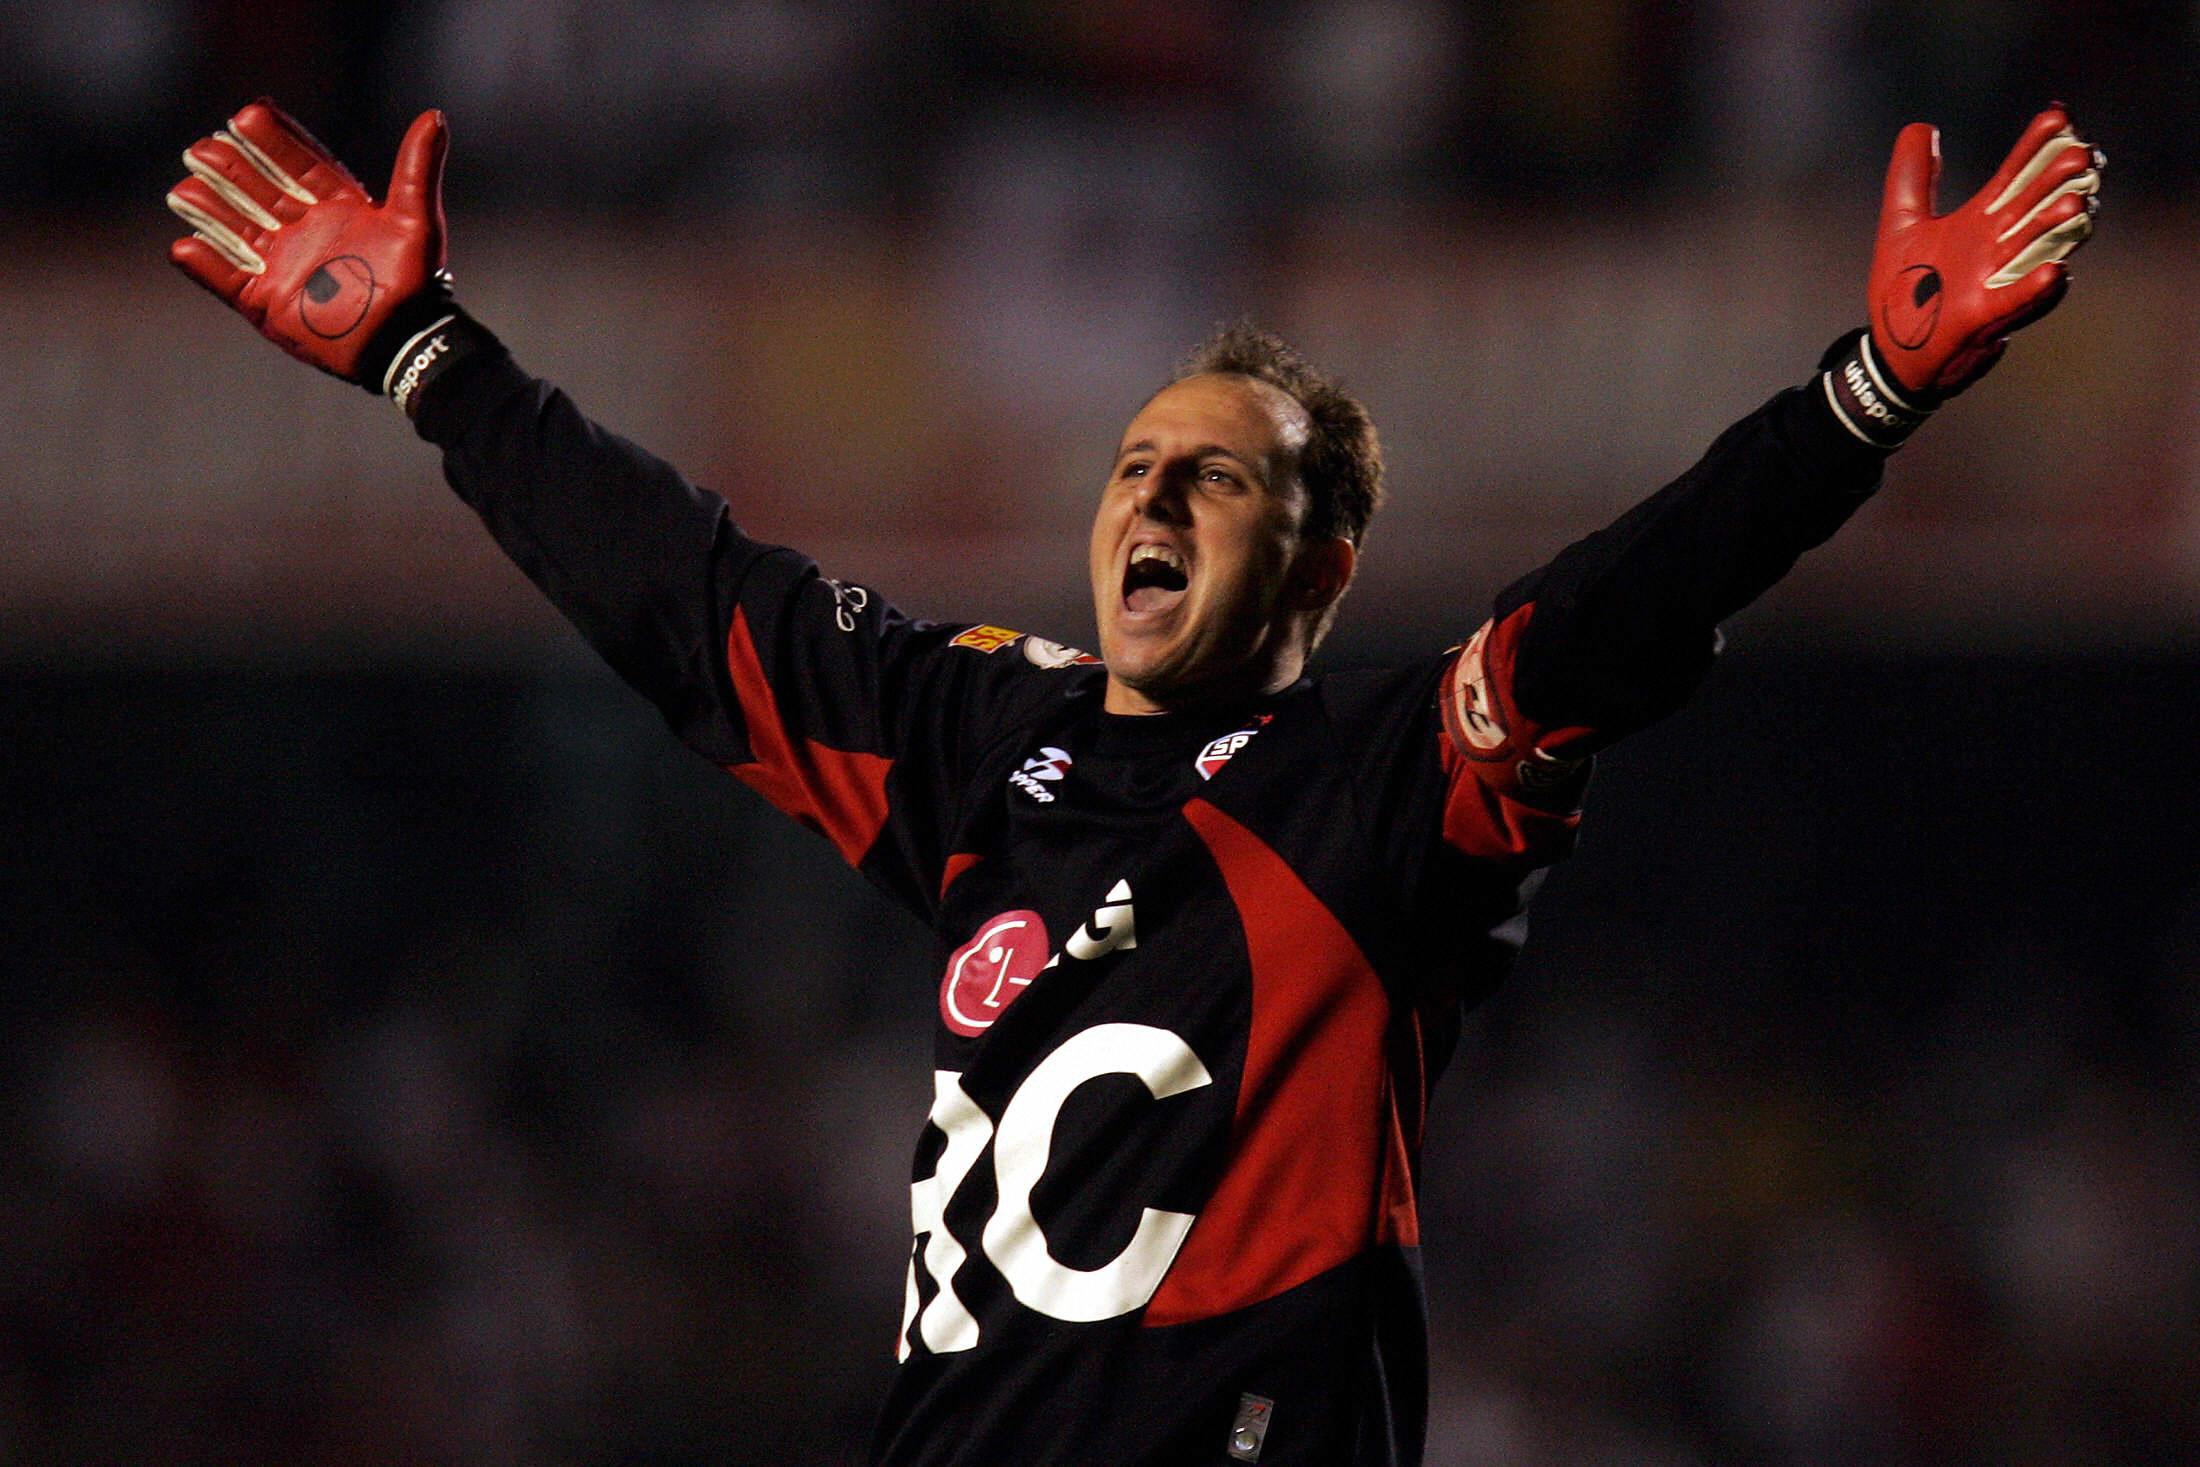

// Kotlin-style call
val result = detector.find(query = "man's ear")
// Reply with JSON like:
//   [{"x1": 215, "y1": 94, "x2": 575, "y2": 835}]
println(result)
[{"x1": 1287, "y1": 535, "x2": 1357, "y2": 613}]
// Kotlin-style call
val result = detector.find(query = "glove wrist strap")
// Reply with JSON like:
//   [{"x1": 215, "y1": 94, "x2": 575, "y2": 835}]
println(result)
[
  {"x1": 1821, "y1": 331, "x2": 1932, "y2": 449},
  {"x1": 367, "y1": 293, "x2": 499, "y2": 419}
]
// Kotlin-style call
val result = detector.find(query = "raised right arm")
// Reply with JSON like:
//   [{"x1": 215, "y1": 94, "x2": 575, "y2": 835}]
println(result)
[{"x1": 163, "y1": 100, "x2": 1044, "y2": 914}]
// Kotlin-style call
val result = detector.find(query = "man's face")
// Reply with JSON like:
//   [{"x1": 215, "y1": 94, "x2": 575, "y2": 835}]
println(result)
[{"x1": 1088, "y1": 372, "x2": 1316, "y2": 714}]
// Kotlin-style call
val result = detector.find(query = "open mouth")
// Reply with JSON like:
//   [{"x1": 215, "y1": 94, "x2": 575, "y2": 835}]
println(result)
[{"x1": 1123, "y1": 543, "x2": 1189, "y2": 616}]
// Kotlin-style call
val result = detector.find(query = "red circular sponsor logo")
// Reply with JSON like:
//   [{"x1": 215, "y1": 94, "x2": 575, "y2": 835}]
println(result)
[{"x1": 940, "y1": 910, "x2": 1050, "y2": 1036}]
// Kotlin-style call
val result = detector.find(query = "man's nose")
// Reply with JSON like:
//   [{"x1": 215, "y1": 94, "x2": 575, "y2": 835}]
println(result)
[{"x1": 1132, "y1": 460, "x2": 1193, "y2": 522}]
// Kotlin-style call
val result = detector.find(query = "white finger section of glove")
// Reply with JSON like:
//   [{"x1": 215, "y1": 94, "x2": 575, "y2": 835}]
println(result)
[
  {"x1": 1991, "y1": 209, "x2": 2095, "y2": 287},
  {"x1": 1987, "y1": 128, "x2": 2086, "y2": 213},
  {"x1": 1997, "y1": 164, "x2": 2099, "y2": 242},
  {"x1": 182, "y1": 150, "x2": 282, "y2": 230},
  {"x1": 1982, "y1": 128, "x2": 2102, "y2": 287},
  {"x1": 165, "y1": 190, "x2": 266, "y2": 274},
  {"x1": 216, "y1": 125, "x2": 320, "y2": 206}
]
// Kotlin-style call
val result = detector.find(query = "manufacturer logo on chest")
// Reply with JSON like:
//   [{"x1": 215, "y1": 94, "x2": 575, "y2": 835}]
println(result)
[{"x1": 1009, "y1": 746, "x2": 1072, "y2": 802}]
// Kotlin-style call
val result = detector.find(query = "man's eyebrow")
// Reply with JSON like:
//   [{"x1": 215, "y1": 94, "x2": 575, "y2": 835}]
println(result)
[{"x1": 1113, "y1": 440, "x2": 1263, "y2": 475}]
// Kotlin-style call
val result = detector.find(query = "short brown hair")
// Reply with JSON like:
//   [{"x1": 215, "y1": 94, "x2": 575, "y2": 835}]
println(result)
[{"x1": 1172, "y1": 323, "x2": 1384, "y2": 547}]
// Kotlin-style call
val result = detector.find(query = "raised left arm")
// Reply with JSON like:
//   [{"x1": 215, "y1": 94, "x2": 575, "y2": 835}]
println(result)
[{"x1": 1449, "y1": 105, "x2": 2101, "y2": 765}]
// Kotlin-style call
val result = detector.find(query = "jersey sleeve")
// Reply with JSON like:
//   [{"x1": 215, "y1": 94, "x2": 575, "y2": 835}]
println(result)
[
  {"x1": 411, "y1": 347, "x2": 1055, "y2": 918},
  {"x1": 1417, "y1": 357, "x2": 1891, "y2": 840},
  {"x1": 1318, "y1": 653, "x2": 1571, "y2": 1016},
  {"x1": 1333, "y1": 355, "x2": 1891, "y2": 924},
  {"x1": 1490, "y1": 361, "x2": 1888, "y2": 743},
  {"x1": 1325, "y1": 643, "x2": 1585, "y2": 892}
]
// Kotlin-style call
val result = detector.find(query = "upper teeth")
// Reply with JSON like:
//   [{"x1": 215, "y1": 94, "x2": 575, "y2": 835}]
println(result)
[{"x1": 1130, "y1": 544, "x2": 1185, "y2": 571}]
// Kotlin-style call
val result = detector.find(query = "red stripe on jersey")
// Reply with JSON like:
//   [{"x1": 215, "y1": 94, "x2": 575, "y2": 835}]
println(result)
[
  {"x1": 1378, "y1": 1009, "x2": 1425, "y2": 1248},
  {"x1": 940, "y1": 852, "x2": 982, "y2": 901},
  {"x1": 723, "y1": 606, "x2": 893, "y2": 868},
  {"x1": 1437, "y1": 603, "x2": 1589, "y2": 863},
  {"x1": 1144, "y1": 799, "x2": 1412, "y2": 1327}
]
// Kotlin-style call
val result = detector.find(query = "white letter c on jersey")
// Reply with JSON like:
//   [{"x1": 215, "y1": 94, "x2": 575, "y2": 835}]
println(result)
[{"x1": 981, "y1": 1022, "x2": 1212, "y2": 1323}]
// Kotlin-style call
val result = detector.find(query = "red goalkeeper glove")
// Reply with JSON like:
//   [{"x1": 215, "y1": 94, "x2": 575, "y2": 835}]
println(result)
[
  {"x1": 166, "y1": 100, "x2": 489, "y2": 413},
  {"x1": 1826, "y1": 105, "x2": 2101, "y2": 448}
]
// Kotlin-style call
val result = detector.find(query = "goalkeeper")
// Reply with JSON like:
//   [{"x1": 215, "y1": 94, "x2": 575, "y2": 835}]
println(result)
[{"x1": 166, "y1": 100, "x2": 2097, "y2": 1467}]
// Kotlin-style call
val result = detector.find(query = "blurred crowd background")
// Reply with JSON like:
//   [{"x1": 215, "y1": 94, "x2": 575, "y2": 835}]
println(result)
[{"x1": 6, "y1": 2, "x2": 2200, "y2": 1464}]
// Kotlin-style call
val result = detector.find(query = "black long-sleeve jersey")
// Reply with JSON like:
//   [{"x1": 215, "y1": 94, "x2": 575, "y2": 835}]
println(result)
[{"x1": 410, "y1": 341, "x2": 1884, "y2": 1466}]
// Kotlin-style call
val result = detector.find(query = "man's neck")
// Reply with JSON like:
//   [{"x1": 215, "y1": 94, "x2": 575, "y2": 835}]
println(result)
[{"x1": 1101, "y1": 660, "x2": 1304, "y2": 716}]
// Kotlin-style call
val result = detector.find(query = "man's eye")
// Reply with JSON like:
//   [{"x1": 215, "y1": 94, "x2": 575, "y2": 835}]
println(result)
[
  {"x1": 1201, "y1": 467, "x2": 1241, "y2": 488},
  {"x1": 1120, "y1": 462, "x2": 1149, "y2": 479}
]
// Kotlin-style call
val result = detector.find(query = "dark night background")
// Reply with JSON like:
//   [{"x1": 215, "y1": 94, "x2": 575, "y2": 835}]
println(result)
[{"x1": 5, "y1": 3, "x2": 2198, "y2": 1463}]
